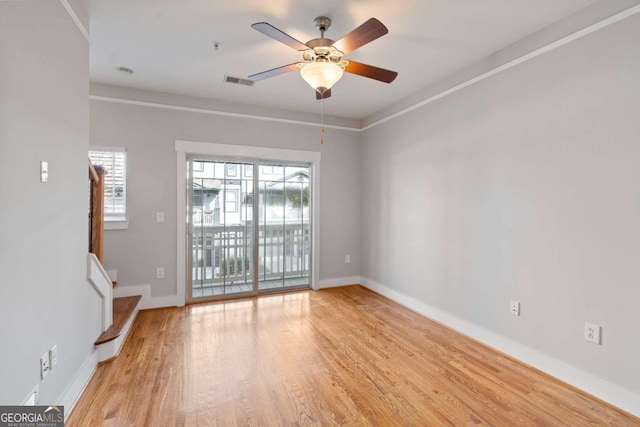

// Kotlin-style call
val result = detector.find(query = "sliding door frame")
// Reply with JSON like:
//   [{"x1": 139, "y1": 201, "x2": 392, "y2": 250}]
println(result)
[{"x1": 176, "y1": 140, "x2": 321, "y2": 306}]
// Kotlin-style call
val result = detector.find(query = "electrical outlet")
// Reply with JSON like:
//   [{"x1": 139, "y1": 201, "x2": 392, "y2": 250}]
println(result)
[
  {"x1": 585, "y1": 322, "x2": 601, "y2": 345},
  {"x1": 344, "y1": 254, "x2": 351, "y2": 264},
  {"x1": 510, "y1": 300, "x2": 520, "y2": 316},
  {"x1": 40, "y1": 352, "x2": 50, "y2": 379},
  {"x1": 50, "y1": 345, "x2": 57, "y2": 367},
  {"x1": 156, "y1": 268, "x2": 165, "y2": 279},
  {"x1": 156, "y1": 212, "x2": 164, "y2": 223}
]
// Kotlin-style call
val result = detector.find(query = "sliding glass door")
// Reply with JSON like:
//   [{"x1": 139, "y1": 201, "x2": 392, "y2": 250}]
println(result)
[{"x1": 187, "y1": 158, "x2": 311, "y2": 302}]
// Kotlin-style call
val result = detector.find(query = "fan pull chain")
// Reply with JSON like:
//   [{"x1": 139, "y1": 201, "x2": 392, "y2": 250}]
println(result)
[{"x1": 320, "y1": 95, "x2": 325, "y2": 144}]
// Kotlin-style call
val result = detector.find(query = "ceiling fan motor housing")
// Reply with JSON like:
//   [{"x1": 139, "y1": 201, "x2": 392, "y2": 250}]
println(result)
[{"x1": 303, "y1": 39, "x2": 344, "y2": 64}]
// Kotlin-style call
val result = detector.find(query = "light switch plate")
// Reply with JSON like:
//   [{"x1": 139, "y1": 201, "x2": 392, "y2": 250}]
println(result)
[
  {"x1": 40, "y1": 161, "x2": 48, "y2": 183},
  {"x1": 50, "y1": 345, "x2": 57, "y2": 366},
  {"x1": 40, "y1": 352, "x2": 50, "y2": 379}
]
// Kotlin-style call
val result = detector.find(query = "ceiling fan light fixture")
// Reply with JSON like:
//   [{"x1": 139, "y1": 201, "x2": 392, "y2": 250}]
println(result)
[{"x1": 300, "y1": 61, "x2": 343, "y2": 93}]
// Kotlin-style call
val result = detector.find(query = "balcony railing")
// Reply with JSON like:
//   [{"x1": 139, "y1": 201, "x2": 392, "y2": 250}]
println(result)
[{"x1": 191, "y1": 222, "x2": 310, "y2": 287}]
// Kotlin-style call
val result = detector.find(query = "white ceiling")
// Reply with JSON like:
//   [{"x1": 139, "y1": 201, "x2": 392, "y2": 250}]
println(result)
[{"x1": 83, "y1": 0, "x2": 600, "y2": 120}]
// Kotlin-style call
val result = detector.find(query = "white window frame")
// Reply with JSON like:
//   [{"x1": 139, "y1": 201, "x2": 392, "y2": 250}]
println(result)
[{"x1": 89, "y1": 146, "x2": 129, "y2": 230}]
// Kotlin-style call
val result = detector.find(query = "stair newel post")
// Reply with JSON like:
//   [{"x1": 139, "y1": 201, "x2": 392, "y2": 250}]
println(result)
[{"x1": 89, "y1": 164, "x2": 106, "y2": 263}]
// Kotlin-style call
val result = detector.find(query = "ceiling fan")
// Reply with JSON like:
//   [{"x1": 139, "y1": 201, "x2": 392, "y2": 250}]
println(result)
[{"x1": 249, "y1": 16, "x2": 398, "y2": 100}]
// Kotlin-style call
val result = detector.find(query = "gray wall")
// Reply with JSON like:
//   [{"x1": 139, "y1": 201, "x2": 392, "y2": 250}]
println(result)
[
  {"x1": 89, "y1": 88, "x2": 361, "y2": 296},
  {"x1": 0, "y1": 1, "x2": 102, "y2": 404},
  {"x1": 361, "y1": 12, "x2": 640, "y2": 395}
]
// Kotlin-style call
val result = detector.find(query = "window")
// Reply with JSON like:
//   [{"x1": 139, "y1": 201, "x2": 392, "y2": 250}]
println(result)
[
  {"x1": 225, "y1": 163, "x2": 238, "y2": 177},
  {"x1": 224, "y1": 189, "x2": 238, "y2": 213},
  {"x1": 89, "y1": 147, "x2": 127, "y2": 226},
  {"x1": 261, "y1": 165, "x2": 275, "y2": 174}
]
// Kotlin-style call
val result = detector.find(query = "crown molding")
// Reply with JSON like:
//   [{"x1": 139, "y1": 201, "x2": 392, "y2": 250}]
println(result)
[
  {"x1": 59, "y1": 0, "x2": 90, "y2": 42},
  {"x1": 89, "y1": 94, "x2": 361, "y2": 132}
]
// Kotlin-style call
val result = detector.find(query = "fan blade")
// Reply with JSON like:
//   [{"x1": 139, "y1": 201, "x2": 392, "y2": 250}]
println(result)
[
  {"x1": 249, "y1": 63, "x2": 301, "y2": 81},
  {"x1": 345, "y1": 61, "x2": 398, "y2": 83},
  {"x1": 315, "y1": 89, "x2": 332, "y2": 100},
  {"x1": 251, "y1": 22, "x2": 310, "y2": 51},
  {"x1": 332, "y1": 18, "x2": 388, "y2": 54}
]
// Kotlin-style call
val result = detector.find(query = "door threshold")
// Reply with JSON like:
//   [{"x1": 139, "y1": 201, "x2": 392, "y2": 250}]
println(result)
[{"x1": 186, "y1": 285, "x2": 311, "y2": 305}]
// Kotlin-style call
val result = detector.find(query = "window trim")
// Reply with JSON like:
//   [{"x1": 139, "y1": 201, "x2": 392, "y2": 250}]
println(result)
[{"x1": 104, "y1": 220, "x2": 129, "y2": 230}]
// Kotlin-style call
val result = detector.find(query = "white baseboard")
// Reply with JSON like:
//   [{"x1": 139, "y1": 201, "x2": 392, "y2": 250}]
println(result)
[
  {"x1": 114, "y1": 279, "x2": 364, "y2": 305},
  {"x1": 360, "y1": 277, "x2": 640, "y2": 418},
  {"x1": 148, "y1": 294, "x2": 179, "y2": 308},
  {"x1": 58, "y1": 350, "x2": 98, "y2": 420},
  {"x1": 318, "y1": 276, "x2": 361, "y2": 289},
  {"x1": 113, "y1": 284, "x2": 178, "y2": 309}
]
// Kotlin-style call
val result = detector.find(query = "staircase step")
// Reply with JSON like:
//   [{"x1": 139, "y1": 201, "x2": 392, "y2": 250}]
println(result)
[{"x1": 94, "y1": 295, "x2": 142, "y2": 345}]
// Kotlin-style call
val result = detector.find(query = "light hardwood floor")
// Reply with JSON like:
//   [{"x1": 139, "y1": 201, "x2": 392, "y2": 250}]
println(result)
[{"x1": 67, "y1": 286, "x2": 639, "y2": 426}]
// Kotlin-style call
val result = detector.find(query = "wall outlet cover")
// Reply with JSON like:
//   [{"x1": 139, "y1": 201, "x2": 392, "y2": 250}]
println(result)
[
  {"x1": 585, "y1": 322, "x2": 601, "y2": 345},
  {"x1": 510, "y1": 300, "x2": 520, "y2": 316}
]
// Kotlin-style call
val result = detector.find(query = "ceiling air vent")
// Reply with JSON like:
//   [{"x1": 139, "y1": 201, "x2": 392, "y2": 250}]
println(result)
[{"x1": 224, "y1": 76, "x2": 255, "y2": 87}]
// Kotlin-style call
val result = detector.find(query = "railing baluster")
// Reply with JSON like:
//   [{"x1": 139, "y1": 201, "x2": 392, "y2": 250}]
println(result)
[{"x1": 190, "y1": 220, "x2": 309, "y2": 290}]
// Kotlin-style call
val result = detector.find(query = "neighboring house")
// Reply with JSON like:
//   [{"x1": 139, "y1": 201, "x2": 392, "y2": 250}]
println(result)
[{"x1": 193, "y1": 165, "x2": 310, "y2": 226}]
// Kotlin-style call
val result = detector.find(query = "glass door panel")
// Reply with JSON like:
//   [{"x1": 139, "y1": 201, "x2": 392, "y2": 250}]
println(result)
[
  {"x1": 189, "y1": 159, "x2": 254, "y2": 300},
  {"x1": 258, "y1": 164, "x2": 310, "y2": 291}
]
